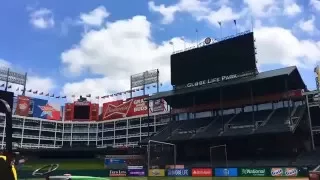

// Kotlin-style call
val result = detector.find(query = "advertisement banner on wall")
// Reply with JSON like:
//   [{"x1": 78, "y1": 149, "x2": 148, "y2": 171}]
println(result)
[
  {"x1": 127, "y1": 169, "x2": 146, "y2": 176},
  {"x1": 38, "y1": 103, "x2": 61, "y2": 120},
  {"x1": 191, "y1": 168, "x2": 212, "y2": 177},
  {"x1": 152, "y1": 99, "x2": 165, "y2": 113},
  {"x1": 30, "y1": 97, "x2": 48, "y2": 118},
  {"x1": 102, "y1": 96, "x2": 149, "y2": 120},
  {"x1": 239, "y1": 168, "x2": 269, "y2": 177},
  {"x1": 167, "y1": 169, "x2": 190, "y2": 177},
  {"x1": 215, "y1": 168, "x2": 238, "y2": 177},
  {"x1": 148, "y1": 169, "x2": 165, "y2": 177},
  {"x1": 102, "y1": 96, "x2": 168, "y2": 120},
  {"x1": 109, "y1": 169, "x2": 127, "y2": 177},
  {"x1": 15, "y1": 95, "x2": 30, "y2": 116},
  {"x1": 104, "y1": 159, "x2": 125, "y2": 165},
  {"x1": 128, "y1": 166, "x2": 143, "y2": 170},
  {"x1": 270, "y1": 167, "x2": 309, "y2": 177}
]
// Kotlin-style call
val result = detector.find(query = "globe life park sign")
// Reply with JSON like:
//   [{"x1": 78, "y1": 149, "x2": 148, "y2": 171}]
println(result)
[{"x1": 178, "y1": 71, "x2": 256, "y2": 89}]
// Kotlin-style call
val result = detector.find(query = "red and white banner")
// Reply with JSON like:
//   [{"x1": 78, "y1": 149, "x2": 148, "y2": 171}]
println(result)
[
  {"x1": 15, "y1": 95, "x2": 30, "y2": 116},
  {"x1": 191, "y1": 168, "x2": 212, "y2": 177},
  {"x1": 102, "y1": 96, "x2": 148, "y2": 120}
]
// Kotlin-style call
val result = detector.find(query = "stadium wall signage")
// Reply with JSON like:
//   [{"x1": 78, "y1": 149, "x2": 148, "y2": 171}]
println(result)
[
  {"x1": 148, "y1": 169, "x2": 165, "y2": 176},
  {"x1": 127, "y1": 169, "x2": 145, "y2": 176},
  {"x1": 183, "y1": 71, "x2": 255, "y2": 89},
  {"x1": 271, "y1": 168, "x2": 299, "y2": 177},
  {"x1": 127, "y1": 166, "x2": 144, "y2": 170},
  {"x1": 191, "y1": 168, "x2": 212, "y2": 177},
  {"x1": 74, "y1": 101, "x2": 90, "y2": 106},
  {"x1": 239, "y1": 168, "x2": 268, "y2": 177},
  {"x1": 215, "y1": 168, "x2": 238, "y2": 177},
  {"x1": 102, "y1": 95, "x2": 167, "y2": 120},
  {"x1": 15, "y1": 95, "x2": 60, "y2": 120},
  {"x1": 109, "y1": 169, "x2": 127, "y2": 177},
  {"x1": 167, "y1": 169, "x2": 190, "y2": 176}
]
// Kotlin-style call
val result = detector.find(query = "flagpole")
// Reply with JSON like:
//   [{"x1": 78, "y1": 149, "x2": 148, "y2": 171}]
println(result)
[
  {"x1": 218, "y1": 22, "x2": 222, "y2": 39},
  {"x1": 234, "y1": 20, "x2": 238, "y2": 34},
  {"x1": 196, "y1": 29, "x2": 199, "y2": 48}
]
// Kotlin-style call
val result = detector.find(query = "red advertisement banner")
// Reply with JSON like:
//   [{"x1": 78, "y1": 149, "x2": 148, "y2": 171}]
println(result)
[
  {"x1": 15, "y1": 95, "x2": 30, "y2": 116},
  {"x1": 90, "y1": 103, "x2": 99, "y2": 121},
  {"x1": 102, "y1": 96, "x2": 148, "y2": 120},
  {"x1": 191, "y1": 168, "x2": 212, "y2": 177},
  {"x1": 64, "y1": 103, "x2": 74, "y2": 121}
]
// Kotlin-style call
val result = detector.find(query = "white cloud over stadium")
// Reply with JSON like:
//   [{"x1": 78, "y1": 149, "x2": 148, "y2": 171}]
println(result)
[{"x1": 60, "y1": 1, "x2": 320, "y2": 99}]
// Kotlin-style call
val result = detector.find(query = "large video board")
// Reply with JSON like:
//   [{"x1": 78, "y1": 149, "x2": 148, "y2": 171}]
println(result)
[{"x1": 171, "y1": 32, "x2": 257, "y2": 87}]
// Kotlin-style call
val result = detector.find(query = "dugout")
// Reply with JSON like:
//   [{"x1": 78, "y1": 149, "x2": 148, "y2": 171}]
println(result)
[{"x1": 144, "y1": 66, "x2": 308, "y2": 165}]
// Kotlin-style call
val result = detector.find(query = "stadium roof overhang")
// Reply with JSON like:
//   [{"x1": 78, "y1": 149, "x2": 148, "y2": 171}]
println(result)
[{"x1": 147, "y1": 66, "x2": 306, "y2": 108}]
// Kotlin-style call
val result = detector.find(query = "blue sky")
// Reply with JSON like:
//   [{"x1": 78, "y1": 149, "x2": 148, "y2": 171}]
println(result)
[{"x1": 0, "y1": 0, "x2": 319, "y2": 105}]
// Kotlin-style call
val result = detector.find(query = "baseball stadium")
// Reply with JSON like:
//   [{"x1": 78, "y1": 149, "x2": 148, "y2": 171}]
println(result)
[{"x1": 0, "y1": 31, "x2": 319, "y2": 180}]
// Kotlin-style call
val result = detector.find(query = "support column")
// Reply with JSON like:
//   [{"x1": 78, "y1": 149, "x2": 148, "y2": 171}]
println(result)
[
  {"x1": 305, "y1": 94, "x2": 315, "y2": 150},
  {"x1": 250, "y1": 83, "x2": 255, "y2": 128},
  {"x1": 220, "y1": 88, "x2": 224, "y2": 131}
]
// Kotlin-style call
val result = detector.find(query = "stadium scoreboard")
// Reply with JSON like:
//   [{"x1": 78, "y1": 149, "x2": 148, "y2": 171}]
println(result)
[{"x1": 170, "y1": 32, "x2": 257, "y2": 88}]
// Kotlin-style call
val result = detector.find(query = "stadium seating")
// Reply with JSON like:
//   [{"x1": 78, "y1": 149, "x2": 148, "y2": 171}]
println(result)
[
  {"x1": 147, "y1": 121, "x2": 184, "y2": 141},
  {"x1": 255, "y1": 108, "x2": 291, "y2": 134},
  {"x1": 222, "y1": 110, "x2": 272, "y2": 136},
  {"x1": 146, "y1": 106, "x2": 306, "y2": 142},
  {"x1": 291, "y1": 105, "x2": 306, "y2": 124},
  {"x1": 293, "y1": 149, "x2": 320, "y2": 167},
  {"x1": 169, "y1": 117, "x2": 213, "y2": 141}
]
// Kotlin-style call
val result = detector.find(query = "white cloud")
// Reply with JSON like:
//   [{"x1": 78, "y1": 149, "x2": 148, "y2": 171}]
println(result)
[
  {"x1": 80, "y1": 6, "x2": 110, "y2": 27},
  {"x1": 29, "y1": 8, "x2": 55, "y2": 29},
  {"x1": 254, "y1": 26, "x2": 320, "y2": 67},
  {"x1": 298, "y1": 16, "x2": 318, "y2": 35},
  {"x1": 200, "y1": 6, "x2": 245, "y2": 26},
  {"x1": 26, "y1": 76, "x2": 56, "y2": 93},
  {"x1": 61, "y1": 15, "x2": 194, "y2": 99},
  {"x1": 148, "y1": 0, "x2": 243, "y2": 25},
  {"x1": 0, "y1": 59, "x2": 11, "y2": 68},
  {"x1": 283, "y1": 0, "x2": 302, "y2": 16},
  {"x1": 240, "y1": 0, "x2": 280, "y2": 17},
  {"x1": 148, "y1": 1, "x2": 180, "y2": 24},
  {"x1": 310, "y1": 0, "x2": 320, "y2": 11},
  {"x1": 59, "y1": 3, "x2": 320, "y2": 97}
]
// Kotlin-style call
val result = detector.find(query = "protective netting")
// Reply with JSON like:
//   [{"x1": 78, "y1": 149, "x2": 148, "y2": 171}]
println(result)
[{"x1": 148, "y1": 140, "x2": 176, "y2": 180}]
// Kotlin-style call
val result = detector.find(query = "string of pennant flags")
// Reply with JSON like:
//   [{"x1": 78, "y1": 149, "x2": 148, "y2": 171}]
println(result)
[{"x1": 1, "y1": 83, "x2": 163, "y2": 100}]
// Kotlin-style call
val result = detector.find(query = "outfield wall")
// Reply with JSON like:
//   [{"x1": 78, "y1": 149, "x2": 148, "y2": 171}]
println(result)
[{"x1": 18, "y1": 166, "x2": 310, "y2": 179}]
